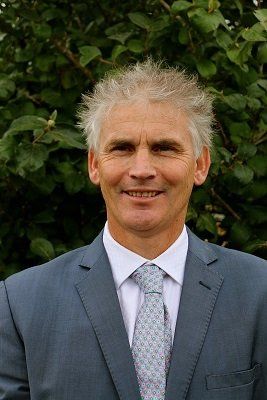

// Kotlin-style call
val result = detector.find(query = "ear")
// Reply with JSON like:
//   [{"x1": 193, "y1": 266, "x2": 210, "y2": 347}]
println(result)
[
  {"x1": 194, "y1": 146, "x2": 211, "y2": 186},
  {"x1": 88, "y1": 150, "x2": 100, "y2": 185}
]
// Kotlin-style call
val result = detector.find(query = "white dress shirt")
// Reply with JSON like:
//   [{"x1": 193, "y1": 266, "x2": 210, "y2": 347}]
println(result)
[{"x1": 103, "y1": 223, "x2": 188, "y2": 346}]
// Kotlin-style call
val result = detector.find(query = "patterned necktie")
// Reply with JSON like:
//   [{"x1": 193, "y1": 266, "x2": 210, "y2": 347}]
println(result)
[{"x1": 131, "y1": 263, "x2": 172, "y2": 400}]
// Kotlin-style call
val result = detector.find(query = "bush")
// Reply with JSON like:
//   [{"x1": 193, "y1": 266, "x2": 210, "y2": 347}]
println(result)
[{"x1": 0, "y1": 0, "x2": 266, "y2": 278}]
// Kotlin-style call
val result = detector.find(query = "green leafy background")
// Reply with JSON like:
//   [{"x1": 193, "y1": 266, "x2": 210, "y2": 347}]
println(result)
[{"x1": 0, "y1": 0, "x2": 266, "y2": 278}]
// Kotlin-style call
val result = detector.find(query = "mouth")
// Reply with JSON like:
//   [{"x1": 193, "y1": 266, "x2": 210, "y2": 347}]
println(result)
[{"x1": 123, "y1": 191, "x2": 162, "y2": 198}]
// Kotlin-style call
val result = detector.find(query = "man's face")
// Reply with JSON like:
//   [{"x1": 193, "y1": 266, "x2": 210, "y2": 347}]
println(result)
[{"x1": 89, "y1": 101, "x2": 210, "y2": 240}]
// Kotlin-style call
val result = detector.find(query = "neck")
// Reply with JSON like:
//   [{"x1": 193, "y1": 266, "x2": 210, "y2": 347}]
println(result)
[{"x1": 107, "y1": 223, "x2": 185, "y2": 259}]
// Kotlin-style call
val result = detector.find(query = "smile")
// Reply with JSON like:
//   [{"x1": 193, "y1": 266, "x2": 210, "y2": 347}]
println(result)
[{"x1": 125, "y1": 191, "x2": 161, "y2": 198}]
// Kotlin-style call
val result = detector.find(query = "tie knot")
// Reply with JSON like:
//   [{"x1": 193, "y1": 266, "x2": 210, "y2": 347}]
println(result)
[{"x1": 131, "y1": 263, "x2": 165, "y2": 294}]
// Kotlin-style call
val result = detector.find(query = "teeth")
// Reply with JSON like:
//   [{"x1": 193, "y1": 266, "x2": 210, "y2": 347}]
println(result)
[{"x1": 127, "y1": 191, "x2": 159, "y2": 197}]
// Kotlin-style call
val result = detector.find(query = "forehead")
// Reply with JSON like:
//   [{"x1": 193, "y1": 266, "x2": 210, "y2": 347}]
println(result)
[{"x1": 101, "y1": 101, "x2": 189, "y2": 135}]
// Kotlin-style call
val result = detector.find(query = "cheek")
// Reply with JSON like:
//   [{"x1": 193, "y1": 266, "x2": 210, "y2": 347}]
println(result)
[
  {"x1": 99, "y1": 164, "x2": 124, "y2": 187},
  {"x1": 165, "y1": 164, "x2": 194, "y2": 186}
]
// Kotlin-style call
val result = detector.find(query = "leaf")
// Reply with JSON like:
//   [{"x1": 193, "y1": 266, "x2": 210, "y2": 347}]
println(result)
[
  {"x1": 60, "y1": 70, "x2": 78, "y2": 89},
  {"x1": 196, "y1": 59, "x2": 217, "y2": 78},
  {"x1": 229, "y1": 122, "x2": 251, "y2": 138},
  {"x1": 30, "y1": 238, "x2": 55, "y2": 260},
  {"x1": 0, "y1": 33, "x2": 6, "y2": 41},
  {"x1": 233, "y1": 164, "x2": 254, "y2": 184},
  {"x1": 55, "y1": 162, "x2": 85, "y2": 194},
  {"x1": 217, "y1": 147, "x2": 232, "y2": 163},
  {"x1": 111, "y1": 45, "x2": 127, "y2": 60},
  {"x1": 14, "y1": 47, "x2": 33, "y2": 62},
  {"x1": 105, "y1": 22, "x2": 127, "y2": 35},
  {"x1": 171, "y1": 1, "x2": 192, "y2": 13},
  {"x1": 108, "y1": 32, "x2": 132, "y2": 44},
  {"x1": 6, "y1": 116, "x2": 47, "y2": 134},
  {"x1": 216, "y1": 30, "x2": 233, "y2": 50},
  {"x1": 16, "y1": 143, "x2": 49, "y2": 173},
  {"x1": 237, "y1": 143, "x2": 257, "y2": 159},
  {"x1": 186, "y1": 205, "x2": 198, "y2": 222},
  {"x1": 79, "y1": 46, "x2": 101, "y2": 67},
  {"x1": 223, "y1": 94, "x2": 246, "y2": 111},
  {"x1": 127, "y1": 39, "x2": 144, "y2": 53},
  {"x1": 105, "y1": 23, "x2": 133, "y2": 44},
  {"x1": 50, "y1": 110, "x2": 57, "y2": 121},
  {"x1": 246, "y1": 206, "x2": 267, "y2": 224},
  {"x1": 48, "y1": 127, "x2": 86, "y2": 150},
  {"x1": 241, "y1": 23, "x2": 267, "y2": 42},
  {"x1": 227, "y1": 42, "x2": 253, "y2": 67},
  {"x1": 178, "y1": 27, "x2": 190, "y2": 44},
  {"x1": 246, "y1": 97, "x2": 261, "y2": 110},
  {"x1": 28, "y1": 173, "x2": 56, "y2": 194},
  {"x1": 0, "y1": 135, "x2": 16, "y2": 161},
  {"x1": 258, "y1": 43, "x2": 267, "y2": 63},
  {"x1": 42, "y1": 8, "x2": 62, "y2": 21},
  {"x1": 128, "y1": 12, "x2": 151, "y2": 30},
  {"x1": 41, "y1": 88, "x2": 64, "y2": 107},
  {"x1": 254, "y1": 8, "x2": 267, "y2": 30},
  {"x1": 234, "y1": 0, "x2": 243, "y2": 15},
  {"x1": 33, "y1": 210, "x2": 55, "y2": 224},
  {"x1": 32, "y1": 23, "x2": 52, "y2": 39},
  {"x1": 150, "y1": 16, "x2": 170, "y2": 32},
  {"x1": 35, "y1": 55, "x2": 55, "y2": 72},
  {"x1": 247, "y1": 82, "x2": 266, "y2": 98},
  {"x1": 230, "y1": 222, "x2": 251, "y2": 245},
  {"x1": 243, "y1": 181, "x2": 267, "y2": 200},
  {"x1": 208, "y1": 0, "x2": 220, "y2": 12},
  {"x1": 188, "y1": 8, "x2": 226, "y2": 33},
  {"x1": 65, "y1": 174, "x2": 85, "y2": 194},
  {"x1": 0, "y1": 74, "x2": 16, "y2": 100},
  {"x1": 55, "y1": 161, "x2": 75, "y2": 177},
  {"x1": 248, "y1": 155, "x2": 267, "y2": 177},
  {"x1": 258, "y1": 79, "x2": 267, "y2": 91},
  {"x1": 196, "y1": 213, "x2": 217, "y2": 235}
]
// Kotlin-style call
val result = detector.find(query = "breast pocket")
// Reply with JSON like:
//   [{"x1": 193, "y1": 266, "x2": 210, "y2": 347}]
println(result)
[{"x1": 206, "y1": 363, "x2": 262, "y2": 390}]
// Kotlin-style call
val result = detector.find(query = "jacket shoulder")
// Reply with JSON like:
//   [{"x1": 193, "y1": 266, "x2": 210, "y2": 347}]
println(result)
[
  {"x1": 187, "y1": 228, "x2": 267, "y2": 279},
  {"x1": 209, "y1": 242, "x2": 267, "y2": 269}
]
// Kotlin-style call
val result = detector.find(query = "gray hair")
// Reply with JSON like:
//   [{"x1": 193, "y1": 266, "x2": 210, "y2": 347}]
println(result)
[{"x1": 77, "y1": 59, "x2": 214, "y2": 157}]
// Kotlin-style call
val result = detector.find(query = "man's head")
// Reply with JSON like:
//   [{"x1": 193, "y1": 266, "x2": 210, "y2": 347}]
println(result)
[{"x1": 78, "y1": 60, "x2": 213, "y2": 250}]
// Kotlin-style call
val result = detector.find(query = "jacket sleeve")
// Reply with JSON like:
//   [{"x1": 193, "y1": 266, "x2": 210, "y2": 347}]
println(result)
[{"x1": 0, "y1": 281, "x2": 30, "y2": 399}]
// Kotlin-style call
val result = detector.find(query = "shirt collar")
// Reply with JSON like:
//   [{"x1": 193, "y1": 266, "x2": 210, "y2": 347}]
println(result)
[{"x1": 103, "y1": 222, "x2": 188, "y2": 290}]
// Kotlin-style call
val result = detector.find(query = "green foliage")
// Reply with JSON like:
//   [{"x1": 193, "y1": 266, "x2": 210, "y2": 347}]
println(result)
[{"x1": 0, "y1": 0, "x2": 266, "y2": 278}]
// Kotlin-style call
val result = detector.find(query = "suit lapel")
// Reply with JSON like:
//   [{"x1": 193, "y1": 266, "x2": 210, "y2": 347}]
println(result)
[
  {"x1": 75, "y1": 233, "x2": 140, "y2": 400},
  {"x1": 165, "y1": 231, "x2": 224, "y2": 400}
]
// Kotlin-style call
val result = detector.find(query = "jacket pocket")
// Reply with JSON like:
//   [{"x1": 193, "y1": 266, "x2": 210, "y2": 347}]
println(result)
[{"x1": 206, "y1": 363, "x2": 262, "y2": 390}]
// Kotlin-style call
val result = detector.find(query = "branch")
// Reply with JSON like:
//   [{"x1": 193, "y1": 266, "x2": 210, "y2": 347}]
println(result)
[
  {"x1": 214, "y1": 119, "x2": 229, "y2": 147},
  {"x1": 254, "y1": 134, "x2": 267, "y2": 146},
  {"x1": 98, "y1": 57, "x2": 117, "y2": 66},
  {"x1": 210, "y1": 188, "x2": 241, "y2": 221},
  {"x1": 159, "y1": 0, "x2": 186, "y2": 26},
  {"x1": 53, "y1": 39, "x2": 95, "y2": 81},
  {"x1": 23, "y1": 91, "x2": 42, "y2": 105},
  {"x1": 159, "y1": 0, "x2": 171, "y2": 12}
]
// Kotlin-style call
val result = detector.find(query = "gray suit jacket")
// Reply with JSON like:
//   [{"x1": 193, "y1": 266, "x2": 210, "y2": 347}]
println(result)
[{"x1": 1, "y1": 229, "x2": 267, "y2": 400}]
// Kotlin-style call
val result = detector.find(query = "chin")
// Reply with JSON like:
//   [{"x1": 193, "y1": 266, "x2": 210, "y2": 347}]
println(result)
[{"x1": 124, "y1": 218, "x2": 161, "y2": 233}]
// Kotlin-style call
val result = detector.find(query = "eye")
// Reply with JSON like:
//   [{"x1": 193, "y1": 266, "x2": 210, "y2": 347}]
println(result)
[
  {"x1": 110, "y1": 143, "x2": 134, "y2": 153},
  {"x1": 152, "y1": 144, "x2": 176, "y2": 153}
]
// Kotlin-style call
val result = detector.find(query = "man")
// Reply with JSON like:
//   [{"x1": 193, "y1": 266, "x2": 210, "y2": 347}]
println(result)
[{"x1": 0, "y1": 60, "x2": 266, "y2": 400}]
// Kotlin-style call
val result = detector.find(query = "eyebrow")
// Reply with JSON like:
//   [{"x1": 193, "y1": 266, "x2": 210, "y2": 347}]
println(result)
[{"x1": 152, "y1": 138, "x2": 183, "y2": 147}]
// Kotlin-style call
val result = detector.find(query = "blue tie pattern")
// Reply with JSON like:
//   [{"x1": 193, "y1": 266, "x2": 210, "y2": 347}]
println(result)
[{"x1": 131, "y1": 263, "x2": 172, "y2": 400}]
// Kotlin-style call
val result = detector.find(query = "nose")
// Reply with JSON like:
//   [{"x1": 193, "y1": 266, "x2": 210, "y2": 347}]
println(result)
[{"x1": 128, "y1": 148, "x2": 156, "y2": 180}]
